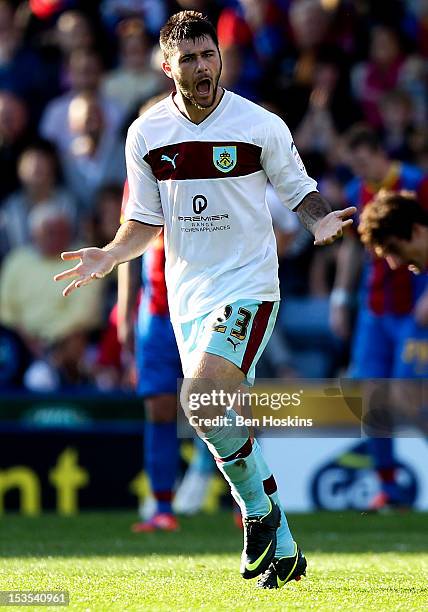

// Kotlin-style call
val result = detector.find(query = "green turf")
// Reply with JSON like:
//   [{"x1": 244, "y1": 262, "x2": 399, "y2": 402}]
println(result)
[{"x1": 0, "y1": 511, "x2": 427, "y2": 611}]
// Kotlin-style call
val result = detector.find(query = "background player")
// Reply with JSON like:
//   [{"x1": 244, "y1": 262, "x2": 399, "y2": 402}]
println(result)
[
  {"x1": 358, "y1": 190, "x2": 428, "y2": 432},
  {"x1": 358, "y1": 190, "x2": 428, "y2": 275},
  {"x1": 330, "y1": 127, "x2": 428, "y2": 509}
]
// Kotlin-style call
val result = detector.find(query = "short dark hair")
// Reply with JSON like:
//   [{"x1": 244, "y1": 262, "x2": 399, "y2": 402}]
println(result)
[
  {"x1": 345, "y1": 124, "x2": 382, "y2": 152},
  {"x1": 159, "y1": 11, "x2": 218, "y2": 60},
  {"x1": 358, "y1": 190, "x2": 428, "y2": 248}
]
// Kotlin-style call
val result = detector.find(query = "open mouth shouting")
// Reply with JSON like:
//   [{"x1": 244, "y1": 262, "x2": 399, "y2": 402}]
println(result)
[{"x1": 195, "y1": 77, "x2": 213, "y2": 103}]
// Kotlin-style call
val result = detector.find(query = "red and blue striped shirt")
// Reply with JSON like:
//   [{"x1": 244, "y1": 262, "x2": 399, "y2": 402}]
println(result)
[{"x1": 346, "y1": 162, "x2": 428, "y2": 315}]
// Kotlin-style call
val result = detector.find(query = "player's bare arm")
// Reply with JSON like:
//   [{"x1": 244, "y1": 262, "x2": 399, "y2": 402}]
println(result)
[
  {"x1": 295, "y1": 191, "x2": 356, "y2": 246},
  {"x1": 54, "y1": 220, "x2": 161, "y2": 297},
  {"x1": 117, "y1": 258, "x2": 141, "y2": 352},
  {"x1": 329, "y1": 235, "x2": 364, "y2": 338}
]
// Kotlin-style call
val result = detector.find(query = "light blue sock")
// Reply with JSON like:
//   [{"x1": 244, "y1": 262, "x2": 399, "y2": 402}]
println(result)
[
  {"x1": 252, "y1": 439, "x2": 295, "y2": 557},
  {"x1": 203, "y1": 409, "x2": 269, "y2": 517},
  {"x1": 218, "y1": 451, "x2": 270, "y2": 518},
  {"x1": 203, "y1": 408, "x2": 248, "y2": 457},
  {"x1": 269, "y1": 491, "x2": 295, "y2": 557}
]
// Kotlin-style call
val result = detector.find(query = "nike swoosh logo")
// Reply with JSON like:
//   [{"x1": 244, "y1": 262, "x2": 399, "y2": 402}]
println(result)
[
  {"x1": 276, "y1": 546, "x2": 299, "y2": 587},
  {"x1": 245, "y1": 540, "x2": 273, "y2": 572}
]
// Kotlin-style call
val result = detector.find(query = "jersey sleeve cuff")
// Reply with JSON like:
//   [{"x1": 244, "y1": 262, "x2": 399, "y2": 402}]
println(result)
[{"x1": 125, "y1": 211, "x2": 164, "y2": 226}]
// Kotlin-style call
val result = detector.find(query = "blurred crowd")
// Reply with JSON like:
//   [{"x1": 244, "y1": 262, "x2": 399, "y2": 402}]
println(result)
[{"x1": 0, "y1": 0, "x2": 427, "y2": 392}]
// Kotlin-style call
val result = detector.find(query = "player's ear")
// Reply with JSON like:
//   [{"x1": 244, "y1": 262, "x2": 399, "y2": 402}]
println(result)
[{"x1": 162, "y1": 60, "x2": 173, "y2": 79}]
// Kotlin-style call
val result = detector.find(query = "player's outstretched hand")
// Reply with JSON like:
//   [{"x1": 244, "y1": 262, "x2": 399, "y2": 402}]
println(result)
[
  {"x1": 313, "y1": 207, "x2": 357, "y2": 246},
  {"x1": 54, "y1": 248, "x2": 117, "y2": 297}
]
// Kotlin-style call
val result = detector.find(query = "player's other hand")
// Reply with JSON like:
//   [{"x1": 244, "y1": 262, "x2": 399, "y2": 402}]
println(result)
[
  {"x1": 313, "y1": 207, "x2": 357, "y2": 246},
  {"x1": 54, "y1": 248, "x2": 117, "y2": 297}
]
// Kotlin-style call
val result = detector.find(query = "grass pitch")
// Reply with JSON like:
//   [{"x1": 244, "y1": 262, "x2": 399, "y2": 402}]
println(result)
[{"x1": 0, "y1": 511, "x2": 427, "y2": 611}]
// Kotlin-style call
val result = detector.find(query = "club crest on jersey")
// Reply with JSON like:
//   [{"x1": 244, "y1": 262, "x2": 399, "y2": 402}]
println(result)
[{"x1": 213, "y1": 146, "x2": 237, "y2": 173}]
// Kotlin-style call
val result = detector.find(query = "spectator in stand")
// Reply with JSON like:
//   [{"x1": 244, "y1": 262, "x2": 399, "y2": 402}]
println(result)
[
  {"x1": 294, "y1": 61, "x2": 339, "y2": 161},
  {"x1": 53, "y1": 10, "x2": 98, "y2": 92},
  {"x1": 398, "y1": 54, "x2": 427, "y2": 127},
  {"x1": 55, "y1": 10, "x2": 96, "y2": 57},
  {"x1": 378, "y1": 89, "x2": 417, "y2": 162},
  {"x1": 100, "y1": 0, "x2": 168, "y2": 38},
  {"x1": 0, "y1": 140, "x2": 77, "y2": 257},
  {"x1": 61, "y1": 92, "x2": 126, "y2": 211},
  {"x1": 102, "y1": 18, "x2": 161, "y2": 115},
  {"x1": 0, "y1": 0, "x2": 54, "y2": 122},
  {"x1": 288, "y1": 0, "x2": 334, "y2": 54},
  {"x1": 273, "y1": 2, "x2": 357, "y2": 132},
  {"x1": 86, "y1": 183, "x2": 124, "y2": 248},
  {"x1": 0, "y1": 90, "x2": 31, "y2": 202},
  {"x1": 40, "y1": 47, "x2": 124, "y2": 153},
  {"x1": 351, "y1": 25, "x2": 408, "y2": 129},
  {"x1": 174, "y1": 0, "x2": 222, "y2": 27},
  {"x1": 217, "y1": 0, "x2": 287, "y2": 100},
  {"x1": 23, "y1": 330, "x2": 95, "y2": 392},
  {"x1": 0, "y1": 204, "x2": 104, "y2": 355},
  {"x1": 285, "y1": 0, "x2": 345, "y2": 87}
]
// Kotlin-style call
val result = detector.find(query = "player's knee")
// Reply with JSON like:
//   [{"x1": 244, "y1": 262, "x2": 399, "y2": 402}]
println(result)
[{"x1": 180, "y1": 377, "x2": 224, "y2": 422}]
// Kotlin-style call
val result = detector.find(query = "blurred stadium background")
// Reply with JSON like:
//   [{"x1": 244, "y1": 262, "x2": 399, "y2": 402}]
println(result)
[{"x1": 0, "y1": 0, "x2": 427, "y2": 609}]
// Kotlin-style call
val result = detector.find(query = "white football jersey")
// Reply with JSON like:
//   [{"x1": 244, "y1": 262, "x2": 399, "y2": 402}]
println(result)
[{"x1": 124, "y1": 90, "x2": 317, "y2": 322}]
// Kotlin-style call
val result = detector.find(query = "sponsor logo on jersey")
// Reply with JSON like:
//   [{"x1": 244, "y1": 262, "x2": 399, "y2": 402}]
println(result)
[
  {"x1": 213, "y1": 146, "x2": 237, "y2": 173},
  {"x1": 192, "y1": 195, "x2": 208, "y2": 214},
  {"x1": 161, "y1": 153, "x2": 179, "y2": 169},
  {"x1": 178, "y1": 214, "x2": 229, "y2": 222}
]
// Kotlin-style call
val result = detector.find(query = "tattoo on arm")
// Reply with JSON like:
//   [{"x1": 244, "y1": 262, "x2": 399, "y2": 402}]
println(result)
[{"x1": 295, "y1": 191, "x2": 332, "y2": 234}]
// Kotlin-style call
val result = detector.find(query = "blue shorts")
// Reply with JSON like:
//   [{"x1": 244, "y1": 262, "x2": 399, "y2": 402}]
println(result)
[
  {"x1": 173, "y1": 300, "x2": 279, "y2": 386},
  {"x1": 351, "y1": 308, "x2": 428, "y2": 379},
  {"x1": 135, "y1": 307, "x2": 182, "y2": 397}
]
